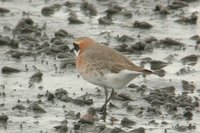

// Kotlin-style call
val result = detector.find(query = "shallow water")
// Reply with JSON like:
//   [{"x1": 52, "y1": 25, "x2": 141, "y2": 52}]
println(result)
[{"x1": 0, "y1": 0, "x2": 200, "y2": 133}]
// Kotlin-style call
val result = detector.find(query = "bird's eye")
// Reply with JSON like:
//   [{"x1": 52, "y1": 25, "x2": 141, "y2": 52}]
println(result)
[{"x1": 73, "y1": 43, "x2": 80, "y2": 52}]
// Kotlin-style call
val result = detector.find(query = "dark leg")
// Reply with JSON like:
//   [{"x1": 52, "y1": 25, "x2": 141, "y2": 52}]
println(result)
[
  {"x1": 106, "y1": 88, "x2": 114, "y2": 104},
  {"x1": 101, "y1": 87, "x2": 108, "y2": 121},
  {"x1": 101, "y1": 88, "x2": 114, "y2": 122}
]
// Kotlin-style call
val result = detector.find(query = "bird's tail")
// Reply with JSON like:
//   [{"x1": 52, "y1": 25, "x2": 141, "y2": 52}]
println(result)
[
  {"x1": 140, "y1": 69, "x2": 166, "y2": 77},
  {"x1": 139, "y1": 69, "x2": 154, "y2": 74}
]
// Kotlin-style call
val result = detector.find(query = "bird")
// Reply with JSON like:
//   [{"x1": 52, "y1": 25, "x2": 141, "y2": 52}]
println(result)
[{"x1": 72, "y1": 37, "x2": 153, "y2": 121}]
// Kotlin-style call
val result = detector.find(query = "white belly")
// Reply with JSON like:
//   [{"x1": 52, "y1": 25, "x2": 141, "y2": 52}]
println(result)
[{"x1": 82, "y1": 70, "x2": 140, "y2": 89}]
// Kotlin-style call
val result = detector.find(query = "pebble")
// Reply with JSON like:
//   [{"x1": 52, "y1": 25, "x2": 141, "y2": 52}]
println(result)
[
  {"x1": 29, "y1": 71, "x2": 43, "y2": 83},
  {"x1": 81, "y1": 1, "x2": 97, "y2": 16},
  {"x1": 98, "y1": 16, "x2": 113, "y2": 25},
  {"x1": 128, "y1": 41, "x2": 147, "y2": 53},
  {"x1": 29, "y1": 102, "x2": 46, "y2": 113},
  {"x1": 0, "y1": 7, "x2": 10, "y2": 14},
  {"x1": 133, "y1": 21, "x2": 153, "y2": 29},
  {"x1": 45, "y1": 91, "x2": 55, "y2": 102},
  {"x1": 160, "y1": 86, "x2": 175, "y2": 95},
  {"x1": 79, "y1": 107, "x2": 97, "y2": 124},
  {"x1": 118, "y1": 92, "x2": 132, "y2": 101},
  {"x1": 182, "y1": 80, "x2": 195, "y2": 92},
  {"x1": 68, "y1": 16, "x2": 84, "y2": 24},
  {"x1": 14, "y1": 18, "x2": 37, "y2": 34},
  {"x1": 54, "y1": 124, "x2": 68, "y2": 133},
  {"x1": 121, "y1": 117, "x2": 136, "y2": 127},
  {"x1": 73, "y1": 95, "x2": 93, "y2": 106},
  {"x1": 0, "y1": 36, "x2": 19, "y2": 48},
  {"x1": 181, "y1": 54, "x2": 199, "y2": 65},
  {"x1": 12, "y1": 104, "x2": 26, "y2": 110},
  {"x1": 116, "y1": 35, "x2": 134, "y2": 42},
  {"x1": 176, "y1": 12, "x2": 198, "y2": 24},
  {"x1": 122, "y1": 10, "x2": 132, "y2": 18},
  {"x1": 0, "y1": 113, "x2": 9, "y2": 123},
  {"x1": 154, "y1": 5, "x2": 170, "y2": 14},
  {"x1": 176, "y1": 67, "x2": 194, "y2": 75},
  {"x1": 150, "y1": 60, "x2": 168, "y2": 70},
  {"x1": 129, "y1": 127, "x2": 145, "y2": 133},
  {"x1": 159, "y1": 37, "x2": 185, "y2": 48},
  {"x1": 55, "y1": 88, "x2": 68, "y2": 99},
  {"x1": 154, "y1": 69, "x2": 166, "y2": 77},
  {"x1": 54, "y1": 29, "x2": 69, "y2": 38},
  {"x1": 41, "y1": 4, "x2": 61, "y2": 16},
  {"x1": 168, "y1": 1, "x2": 188, "y2": 9},
  {"x1": 106, "y1": 5, "x2": 123, "y2": 16},
  {"x1": 2, "y1": 66, "x2": 20, "y2": 74}
]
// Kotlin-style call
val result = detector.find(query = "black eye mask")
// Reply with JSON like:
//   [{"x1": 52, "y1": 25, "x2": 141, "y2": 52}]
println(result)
[{"x1": 73, "y1": 43, "x2": 80, "y2": 52}]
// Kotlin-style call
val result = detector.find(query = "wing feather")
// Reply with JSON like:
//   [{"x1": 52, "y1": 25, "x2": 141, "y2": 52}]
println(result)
[{"x1": 82, "y1": 44, "x2": 153, "y2": 74}]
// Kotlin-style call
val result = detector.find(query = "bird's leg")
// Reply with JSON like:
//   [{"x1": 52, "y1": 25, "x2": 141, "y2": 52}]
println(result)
[
  {"x1": 101, "y1": 87, "x2": 108, "y2": 121},
  {"x1": 101, "y1": 88, "x2": 114, "y2": 122},
  {"x1": 106, "y1": 88, "x2": 114, "y2": 104}
]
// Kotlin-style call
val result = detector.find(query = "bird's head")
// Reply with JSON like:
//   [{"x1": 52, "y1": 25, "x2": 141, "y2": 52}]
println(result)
[{"x1": 72, "y1": 37, "x2": 96, "y2": 56}]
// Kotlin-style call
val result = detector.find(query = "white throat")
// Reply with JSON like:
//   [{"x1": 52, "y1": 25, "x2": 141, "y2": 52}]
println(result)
[{"x1": 74, "y1": 49, "x2": 80, "y2": 57}]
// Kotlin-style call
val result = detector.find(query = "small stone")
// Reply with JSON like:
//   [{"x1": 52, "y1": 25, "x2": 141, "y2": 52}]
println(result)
[
  {"x1": 129, "y1": 127, "x2": 145, "y2": 133},
  {"x1": 29, "y1": 102, "x2": 46, "y2": 113},
  {"x1": 14, "y1": 18, "x2": 36, "y2": 34},
  {"x1": 181, "y1": 54, "x2": 199, "y2": 65},
  {"x1": 79, "y1": 107, "x2": 97, "y2": 124},
  {"x1": 98, "y1": 16, "x2": 113, "y2": 25},
  {"x1": 54, "y1": 124, "x2": 68, "y2": 133},
  {"x1": 106, "y1": 5, "x2": 123, "y2": 15},
  {"x1": 182, "y1": 80, "x2": 195, "y2": 92},
  {"x1": 176, "y1": 12, "x2": 198, "y2": 24},
  {"x1": 121, "y1": 117, "x2": 136, "y2": 127},
  {"x1": 118, "y1": 93, "x2": 132, "y2": 101},
  {"x1": 0, "y1": 36, "x2": 10, "y2": 46},
  {"x1": 55, "y1": 88, "x2": 68, "y2": 99},
  {"x1": 154, "y1": 69, "x2": 166, "y2": 77},
  {"x1": 150, "y1": 60, "x2": 168, "y2": 70},
  {"x1": 54, "y1": 29, "x2": 69, "y2": 38},
  {"x1": 111, "y1": 127, "x2": 125, "y2": 133},
  {"x1": 29, "y1": 71, "x2": 43, "y2": 83},
  {"x1": 41, "y1": 4, "x2": 61, "y2": 16},
  {"x1": 2, "y1": 66, "x2": 20, "y2": 74},
  {"x1": 81, "y1": 1, "x2": 97, "y2": 16},
  {"x1": 190, "y1": 35, "x2": 200, "y2": 40},
  {"x1": 122, "y1": 10, "x2": 132, "y2": 18},
  {"x1": 133, "y1": 21, "x2": 153, "y2": 29},
  {"x1": 160, "y1": 86, "x2": 175, "y2": 95},
  {"x1": 154, "y1": 5, "x2": 170, "y2": 14},
  {"x1": 144, "y1": 36, "x2": 157, "y2": 43},
  {"x1": 110, "y1": 116, "x2": 119, "y2": 124},
  {"x1": 168, "y1": 1, "x2": 188, "y2": 9},
  {"x1": 159, "y1": 37, "x2": 185, "y2": 48},
  {"x1": 114, "y1": 44, "x2": 128, "y2": 52},
  {"x1": 73, "y1": 95, "x2": 93, "y2": 106},
  {"x1": 46, "y1": 92, "x2": 55, "y2": 101},
  {"x1": 161, "y1": 121, "x2": 169, "y2": 125},
  {"x1": 183, "y1": 110, "x2": 193, "y2": 120},
  {"x1": 0, "y1": 7, "x2": 10, "y2": 14},
  {"x1": 148, "y1": 120, "x2": 159, "y2": 125},
  {"x1": 117, "y1": 35, "x2": 134, "y2": 42},
  {"x1": 128, "y1": 41, "x2": 147, "y2": 53},
  {"x1": 0, "y1": 114, "x2": 9, "y2": 123},
  {"x1": 68, "y1": 16, "x2": 84, "y2": 24},
  {"x1": 12, "y1": 105, "x2": 26, "y2": 110}
]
